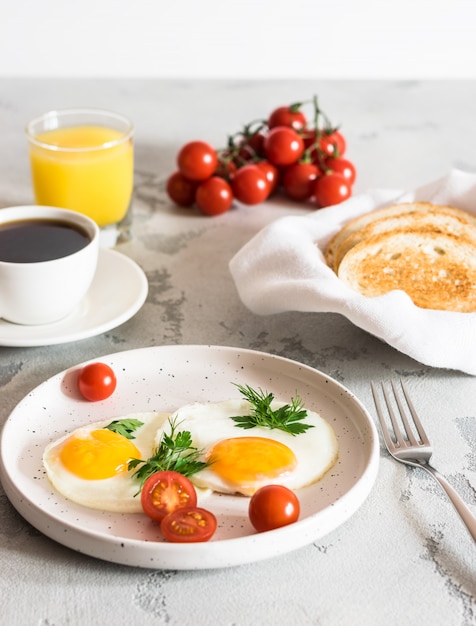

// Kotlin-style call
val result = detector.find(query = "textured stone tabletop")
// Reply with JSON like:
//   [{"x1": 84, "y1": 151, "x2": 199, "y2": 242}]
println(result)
[{"x1": 0, "y1": 80, "x2": 475, "y2": 625}]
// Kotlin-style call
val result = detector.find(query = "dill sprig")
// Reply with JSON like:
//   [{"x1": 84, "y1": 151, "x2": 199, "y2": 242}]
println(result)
[
  {"x1": 231, "y1": 384, "x2": 314, "y2": 436},
  {"x1": 128, "y1": 417, "x2": 209, "y2": 492}
]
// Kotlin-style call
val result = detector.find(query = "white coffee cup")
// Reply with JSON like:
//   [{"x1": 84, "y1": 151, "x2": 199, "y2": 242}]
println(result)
[{"x1": 0, "y1": 206, "x2": 99, "y2": 325}]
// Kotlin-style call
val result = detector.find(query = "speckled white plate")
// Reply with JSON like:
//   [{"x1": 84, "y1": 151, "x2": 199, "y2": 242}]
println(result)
[
  {"x1": 0, "y1": 248, "x2": 148, "y2": 347},
  {"x1": 0, "y1": 345, "x2": 379, "y2": 570}
]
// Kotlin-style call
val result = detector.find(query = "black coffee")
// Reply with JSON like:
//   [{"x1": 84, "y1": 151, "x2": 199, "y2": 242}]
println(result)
[{"x1": 0, "y1": 218, "x2": 91, "y2": 263}]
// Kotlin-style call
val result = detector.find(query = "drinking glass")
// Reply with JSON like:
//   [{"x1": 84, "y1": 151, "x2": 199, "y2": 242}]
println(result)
[{"x1": 26, "y1": 108, "x2": 134, "y2": 246}]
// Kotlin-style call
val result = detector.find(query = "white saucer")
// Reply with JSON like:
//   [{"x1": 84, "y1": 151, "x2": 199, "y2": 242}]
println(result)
[{"x1": 0, "y1": 248, "x2": 148, "y2": 347}]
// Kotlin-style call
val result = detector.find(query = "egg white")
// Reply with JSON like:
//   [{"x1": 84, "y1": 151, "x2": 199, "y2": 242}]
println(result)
[
  {"x1": 156, "y1": 399, "x2": 339, "y2": 496},
  {"x1": 43, "y1": 412, "x2": 169, "y2": 513}
]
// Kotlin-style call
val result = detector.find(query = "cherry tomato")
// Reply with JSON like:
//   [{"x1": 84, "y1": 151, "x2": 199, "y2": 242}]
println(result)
[
  {"x1": 246, "y1": 130, "x2": 267, "y2": 158},
  {"x1": 166, "y1": 171, "x2": 197, "y2": 207},
  {"x1": 160, "y1": 506, "x2": 217, "y2": 543},
  {"x1": 77, "y1": 362, "x2": 117, "y2": 402},
  {"x1": 282, "y1": 163, "x2": 320, "y2": 201},
  {"x1": 141, "y1": 471, "x2": 198, "y2": 523},
  {"x1": 195, "y1": 176, "x2": 233, "y2": 216},
  {"x1": 232, "y1": 164, "x2": 270, "y2": 205},
  {"x1": 319, "y1": 131, "x2": 346, "y2": 158},
  {"x1": 256, "y1": 160, "x2": 279, "y2": 195},
  {"x1": 268, "y1": 105, "x2": 307, "y2": 131},
  {"x1": 177, "y1": 141, "x2": 218, "y2": 181},
  {"x1": 324, "y1": 157, "x2": 356, "y2": 185},
  {"x1": 264, "y1": 127, "x2": 304, "y2": 167},
  {"x1": 214, "y1": 156, "x2": 237, "y2": 180},
  {"x1": 249, "y1": 485, "x2": 300, "y2": 532},
  {"x1": 314, "y1": 172, "x2": 352, "y2": 208}
]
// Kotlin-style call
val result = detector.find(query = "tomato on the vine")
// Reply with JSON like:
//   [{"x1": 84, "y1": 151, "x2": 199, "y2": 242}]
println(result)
[
  {"x1": 195, "y1": 176, "x2": 233, "y2": 216},
  {"x1": 324, "y1": 157, "x2": 356, "y2": 185},
  {"x1": 268, "y1": 105, "x2": 307, "y2": 131},
  {"x1": 264, "y1": 127, "x2": 305, "y2": 167},
  {"x1": 256, "y1": 160, "x2": 279, "y2": 195},
  {"x1": 314, "y1": 172, "x2": 352, "y2": 208},
  {"x1": 77, "y1": 362, "x2": 117, "y2": 402},
  {"x1": 160, "y1": 506, "x2": 217, "y2": 543},
  {"x1": 319, "y1": 131, "x2": 346, "y2": 158},
  {"x1": 232, "y1": 164, "x2": 270, "y2": 205},
  {"x1": 214, "y1": 156, "x2": 237, "y2": 180},
  {"x1": 177, "y1": 141, "x2": 218, "y2": 181},
  {"x1": 283, "y1": 163, "x2": 320, "y2": 201},
  {"x1": 249, "y1": 485, "x2": 300, "y2": 532},
  {"x1": 166, "y1": 171, "x2": 197, "y2": 207},
  {"x1": 141, "y1": 471, "x2": 198, "y2": 523},
  {"x1": 239, "y1": 130, "x2": 266, "y2": 162}
]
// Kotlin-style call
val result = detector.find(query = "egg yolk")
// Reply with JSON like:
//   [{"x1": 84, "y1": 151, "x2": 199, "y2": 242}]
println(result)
[
  {"x1": 207, "y1": 436, "x2": 297, "y2": 487},
  {"x1": 59, "y1": 429, "x2": 141, "y2": 480}
]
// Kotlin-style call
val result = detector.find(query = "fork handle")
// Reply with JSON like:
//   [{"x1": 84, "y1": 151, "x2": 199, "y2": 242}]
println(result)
[{"x1": 421, "y1": 464, "x2": 476, "y2": 542}]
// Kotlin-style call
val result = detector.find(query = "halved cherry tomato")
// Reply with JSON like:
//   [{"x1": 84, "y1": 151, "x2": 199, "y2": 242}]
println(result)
[
  {"x1": 166, "y1": 171, "x2": 197, "y2": 207},
  {"x1": 160, "y1": 506, "x2": 217, "y2": 543},
  {"x1": 264, "y1": 127, "x2": 305, "y2": 167},
  {"x1": 77, "y1": 362, "x2": 117, "y2": 402},
  {"x1": 195, "y1": 176, "x2": 233, "y2": 216},
  {"x1": 141, "y1": 471, "x2": 198, "y2": 523},
  {"x1": 283, "y1": 163, "x2": 320, "y2": 201},
  {"x1": 324, "y1": 157, "x2": 356, "y2": 185},
  {"x1": 314, "y1": 172, "x2": 352, "y2": 208},
  {"x1": 177, "y1": 141, "x2": 218, "y2": 181},
  {"x1": 268, "y1": 105, "x2": 307, "y2": 131},
  {"x1": 232, "y1": 164, "x2": 270, "y2": 205},
  {"x1": 249, "y1": 485, "x2": 300, "y2": 532}
]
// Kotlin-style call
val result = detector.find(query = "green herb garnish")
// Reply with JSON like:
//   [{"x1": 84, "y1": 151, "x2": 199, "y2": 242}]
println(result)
[
  {"x1": 231, "y1": 384, "x2": 314, "y2": 436},
  {"x1": 105, "y1": 418, "x2": 144, "y2": 440},
  {"x1": 128, "y1": 417, "x2": 209, "y2": 491}
]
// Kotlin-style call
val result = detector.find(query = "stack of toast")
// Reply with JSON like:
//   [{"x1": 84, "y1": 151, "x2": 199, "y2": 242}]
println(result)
[{"x1": 325, "y1": 202, "x2": 476, "y2": 312}]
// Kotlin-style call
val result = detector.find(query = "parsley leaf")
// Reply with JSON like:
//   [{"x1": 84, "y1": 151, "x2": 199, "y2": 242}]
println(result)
[
  {"x1": 231, "y1": 384, "x2": 314, "y2": 436},
  {"x1": 128, "y1": 417, "x2": 209, "y2": 492},
  {"x1": 105, "y1": 418, "x2": 144, "y2": 440}
]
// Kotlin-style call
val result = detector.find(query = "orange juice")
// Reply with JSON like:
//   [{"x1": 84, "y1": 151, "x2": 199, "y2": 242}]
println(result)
[{"x1": 28, "y1": 125, "x2": 133, "y2": 227}]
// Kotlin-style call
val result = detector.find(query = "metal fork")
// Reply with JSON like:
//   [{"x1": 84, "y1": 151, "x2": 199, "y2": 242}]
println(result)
[{"x1": 371, "y1": 380, "x2": 476, "y2": 542}]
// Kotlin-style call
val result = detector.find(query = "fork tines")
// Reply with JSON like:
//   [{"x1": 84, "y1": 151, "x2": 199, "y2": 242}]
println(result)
[{"x1": 371, "y1": 380, "x2": 430, "y2": 449}]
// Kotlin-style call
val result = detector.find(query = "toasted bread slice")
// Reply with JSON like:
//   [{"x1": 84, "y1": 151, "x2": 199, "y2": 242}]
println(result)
[
  {"x1": 333, "y1": 207, "x2": 476, "y2": 272},
  {"x1": 337, "y1": 230, "x2": 476, "y2": 312},
  {"x1": 325, "y1": 202, "x2": 476, "y2": 270}
]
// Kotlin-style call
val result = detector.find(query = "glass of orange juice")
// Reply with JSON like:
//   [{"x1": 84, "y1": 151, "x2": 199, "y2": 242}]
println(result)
[{"x1": 26, "y1": 108, "x2": 134, "y2": 246}]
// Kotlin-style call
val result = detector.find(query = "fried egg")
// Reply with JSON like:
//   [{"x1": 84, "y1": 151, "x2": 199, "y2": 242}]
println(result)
[
  {"x1": 43, "y1": 412, "x2": 169, "y2": 512},
  {"x1": 155, "y1": 399, "x2": 338, "y2": 496}
]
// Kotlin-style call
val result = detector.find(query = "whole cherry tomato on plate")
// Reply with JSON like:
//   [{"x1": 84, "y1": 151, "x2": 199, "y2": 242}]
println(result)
[
  {"x1": 249, "y1": 485, "x2": 300, "y2": 532},
  {"x1": 141, "y1": 471, "x2": 198, "y2": 523},
  {"x1": 177, "y1": 141, "x2": 218, "y2": 181},
  {"x1": 77, "y1": 362, "x2": 117, "y2": 402},
  {"x1": 232, "y1": 164, "x2": 270, "y2": 205},
  {"x1": 264, "y1": 127, "x2": 305, "y2": 167},
  {"x1": 166, "y1": 171, "x2": 197, "y2": 207},
  {"x1": 195, "y1": 176, "x2": 233, "y2": 216},
  {"x1": 268, "y1": 105, "x2": 307, "y2": 131},
  {"x1": 283, "y1": 162, "x2": 321, "y2": 201},
  {"x1": 314, "y1": 172, "x2": 352, "y2": 208},
  {"x1": 161, "y1": 506, "x2": 217, "y2": 543}
]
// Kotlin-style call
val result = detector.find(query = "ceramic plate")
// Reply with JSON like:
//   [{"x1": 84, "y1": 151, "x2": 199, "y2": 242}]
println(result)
[
  {"x1": 0, "y1": 248, "x2": 148, "y2": 347},
  {"x1": 0, "y1": 345, "x2": 379, "y2": 570}
]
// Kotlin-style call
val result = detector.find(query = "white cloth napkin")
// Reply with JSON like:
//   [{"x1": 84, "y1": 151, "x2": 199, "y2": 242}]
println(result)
[{"x1": 229, "y1": 169, "x2": 476, "y2": 375}]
